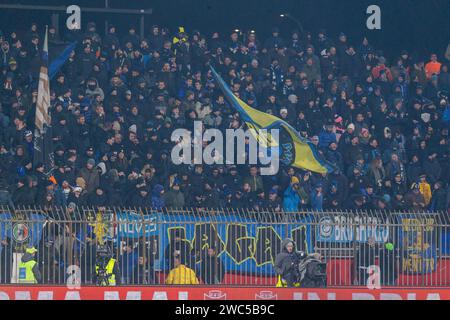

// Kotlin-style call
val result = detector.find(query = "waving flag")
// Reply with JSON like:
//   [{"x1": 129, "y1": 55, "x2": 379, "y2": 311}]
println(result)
[
  {"x1": 49, "y1": 41, "x2": 77, "y2": 80},
  {"x1": 34, "y1": 26, "x2": 55, "y2": 175},
  {"x1": 210, "y1": 66, "x2": 334, "y2": 174}
]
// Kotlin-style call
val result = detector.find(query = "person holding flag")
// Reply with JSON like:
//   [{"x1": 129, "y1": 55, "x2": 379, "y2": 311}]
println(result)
[
  {"x1": 209, "y1": 66, "x2": 335, "y2": 174},
  {"x1": 33, "y1": 26, "x2": 55, "y2": 184}
]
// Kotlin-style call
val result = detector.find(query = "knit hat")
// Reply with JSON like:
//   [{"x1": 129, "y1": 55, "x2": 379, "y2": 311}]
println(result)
[
  {"x1": 68, "y1": 202, "x2": 77, "y2": 209},
  {"x1": 75, "y1": 177, "x2": 86, "y2": 189},
  {"x1": 87, "y1": 158, "x2": 96, "y2": 166},
  {"x1": 291, "y1": 176, "x2": 300, "y2": 184},
  {"x1": 129, "y1": 124, "x2": 137, "y2": 134},
  {"x1": 97, "y1": 162, "x2": 107, "y2": 175},
  {"x1": 421, "y1": 113, "x2": 431, "y2": 123}
]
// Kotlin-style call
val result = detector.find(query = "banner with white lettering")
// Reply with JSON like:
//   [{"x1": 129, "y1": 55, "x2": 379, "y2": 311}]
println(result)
[
  {"x1": 315, "y1": 214, "x2": 390, "y2": 243},
  {"x1": 115, "y1": 212, "x2": 158, "y2": 239}
]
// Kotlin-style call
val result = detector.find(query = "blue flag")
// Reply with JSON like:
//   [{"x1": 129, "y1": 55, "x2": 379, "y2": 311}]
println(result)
[{"x1": 49, "y1": 41, "x2": 77, "y2": 80}]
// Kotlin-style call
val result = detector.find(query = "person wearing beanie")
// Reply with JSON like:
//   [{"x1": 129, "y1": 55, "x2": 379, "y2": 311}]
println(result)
[
  {"x1": 283, "y1": 176, "x2": 306, "y2": 212},
  {"x1": 78, "y1": 159, "x2": 99, "y2": 195},
  {"x1": 163, "y1": 181, "x2": 185, "y2": 209}
]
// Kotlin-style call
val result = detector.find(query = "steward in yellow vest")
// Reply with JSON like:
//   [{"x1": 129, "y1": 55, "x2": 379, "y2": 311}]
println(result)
[
  {"x1": 18, "y1": 246, "x2": 42, "y2": 284},
  {"x1": 93, "y1": 245, "x2": 120, "y2": 286}
]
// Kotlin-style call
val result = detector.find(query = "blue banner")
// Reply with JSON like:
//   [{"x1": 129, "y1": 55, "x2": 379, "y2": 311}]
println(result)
[
  {"x1": 115, "y1": 213, "x2": 312, "y2": 275},
  {"x1": 0, "y1": 212, "x2": 46, "y2": 253},
  {"x1": 315, "y1": 214, "x2": 390, "y2": 243},
  {"x1": 115, "y1": 211, "x2": 158, "y2": 239}
]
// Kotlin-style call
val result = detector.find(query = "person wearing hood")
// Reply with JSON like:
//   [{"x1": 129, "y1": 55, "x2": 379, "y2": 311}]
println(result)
[
  {"x1": 78, "y1": 159, "x2": 99, "y2": 195},
  {"x1": 275, "y1": 238, "x2": 305, "y2": 287},
  {"x1": 0, "y1": 179, "x2": 13, "y2": 208},
  {"x1": 85, "y1": 78, "x2": 104, "y2": 101},
  {"x1": 87, "y1": 186, "x2": 108, "y2": 208},
  {"x1": 18, "y1": 246, "x2": 42, "y2": 284},
  {"x1": 164, "y1": 180, "x2": 185, "y2": 209},
  {"x1": 12, "y1": 177, "x2": 34, "y2": 207},
  {"x1": 430, "y1": 181, "x2": 448, "y2": 211},
  {"x1": 310, "y1": 183, "x2": 324, "y2": 211},
  {"x1": 130, "y1": 187, "x2": 152, "y2": 208},
  {"x1": 151, "y1": 184, "x2": 165, "y2": 210},
  {"x1": 283, "y1": 177, "x2": 302, "y2": 212}
]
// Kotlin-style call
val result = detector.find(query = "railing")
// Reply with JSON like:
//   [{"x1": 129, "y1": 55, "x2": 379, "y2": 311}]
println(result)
[{"x1": 0, "y1": 206, "x2": 449, "y2": 287}]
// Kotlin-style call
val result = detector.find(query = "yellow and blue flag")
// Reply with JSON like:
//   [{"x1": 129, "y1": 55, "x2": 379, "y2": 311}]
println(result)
[{"x1": 210, "y1": 66, "x2": 334, "y2": 174}]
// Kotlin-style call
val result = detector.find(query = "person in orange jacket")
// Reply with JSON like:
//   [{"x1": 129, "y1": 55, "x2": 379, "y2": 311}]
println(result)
[{"x1": 425, "y1": 53, "x2": 442, "y2": 79}]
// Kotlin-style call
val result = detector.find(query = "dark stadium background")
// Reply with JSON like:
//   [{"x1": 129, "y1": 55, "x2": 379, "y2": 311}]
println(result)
[{"x1": 0, "y1": 0, "x2": 449, "y2": 62}]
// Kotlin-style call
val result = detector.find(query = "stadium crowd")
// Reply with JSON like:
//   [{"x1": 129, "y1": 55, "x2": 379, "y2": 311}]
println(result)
[{"x1": 0, "y1": 22, "x2": 449, "y2": 213}]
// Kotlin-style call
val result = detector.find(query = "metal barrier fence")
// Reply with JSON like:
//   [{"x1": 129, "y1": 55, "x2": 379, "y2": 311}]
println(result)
[{"x1": 0, "y1": 206, "x2": 449, "y2": 287}]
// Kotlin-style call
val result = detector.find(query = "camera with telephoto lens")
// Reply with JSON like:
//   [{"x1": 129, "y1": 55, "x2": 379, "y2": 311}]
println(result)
[
  {"x1": 292, "y1": 250, "x2": 306, "y2": 275},
  {"x1": 297, "y1": 254, "x2": 327, "y2": 288}
]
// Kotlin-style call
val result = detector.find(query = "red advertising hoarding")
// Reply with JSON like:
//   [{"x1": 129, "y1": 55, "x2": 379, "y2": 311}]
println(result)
[{"x1": 0, "y1": 286, "x2": 447, "y2": 300}]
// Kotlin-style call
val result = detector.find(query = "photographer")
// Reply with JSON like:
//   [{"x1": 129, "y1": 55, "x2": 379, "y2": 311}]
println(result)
[
  {"x1": 93, "y1": 244, "x2": 121, "y2": 286},
  {"x1": 275, "y1": 238, "x2": 305, "y2": 287}
]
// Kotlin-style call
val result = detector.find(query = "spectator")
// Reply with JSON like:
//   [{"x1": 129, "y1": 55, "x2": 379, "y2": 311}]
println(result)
[
  {"x1": 198, "y1": 247, "x2": 225, "y2": 285},
  {"x1": 425, "y1": 53, "x2": 442, "y2": 79},
  {"x1": 164, "y1": 180, "x2": 185, "y2": 208},
  {"x1": 165, "y1": 255, "x2": 199, "y2": 285},
  {"x1": 0, "y1": 21, "x2": 445, "y2": 215},
  {"x1": 0, "y1": 237, "x2": 12, "y2": 283},
  {"x1": 355, "y1": 236, "x2": 376, "y2": 286}
]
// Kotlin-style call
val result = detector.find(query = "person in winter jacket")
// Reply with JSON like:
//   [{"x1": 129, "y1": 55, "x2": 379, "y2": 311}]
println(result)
[
  {"x1": 0, "y1": 180, "x2": 14, "y2": 208},
  {"x1": 12, "y1": 178, "x2": 34, "y2": 207},
  {"x1": 151, "y1": 184, "x2": 165, "y2": 210},
  {"x1": 18, "y1": 246, "x2": 42, "y2": 284},
  {"x1": 355, "y1": 236, "x2": 376, "y2": 286},
  {"x1": 85, "y1": 78, "x2": 104, "y2": 101},
  {"x1": 164, "y1": 181, "x2": 185, "y2": 208},
  {"x1": 430, "y1": 181, "x2": 448, "y2": 211},
  {"x1": 274, "y1": 238, "x2": 305, "y2": 287},
  {"x1": 379, "y1": 242, "x2": 398, "y2": 286},
  {"x1": 0, "y1": 236, "x2": 12, "y2": 283},
  {"x1": 405, "y1": 183, "x2": 426, "y2": 211},
  {"x1": 310, "y1": 183, "x2": 324, "y2": 211},
  {"x1": 165, "y1": 255, "x2": 199, "y2": 285},
  {"x1": 78, "y1": 159, "x2": 99, "y2": 195},
  {"x1": 198, "y1": 246, "x2": 225, "y2": 285},
  {"x1": 418, "y1": 174, "x2": 432, "y2": 207},
  {"x1": 283, "y1": 177, "x2": 301, "y2": 212}
]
